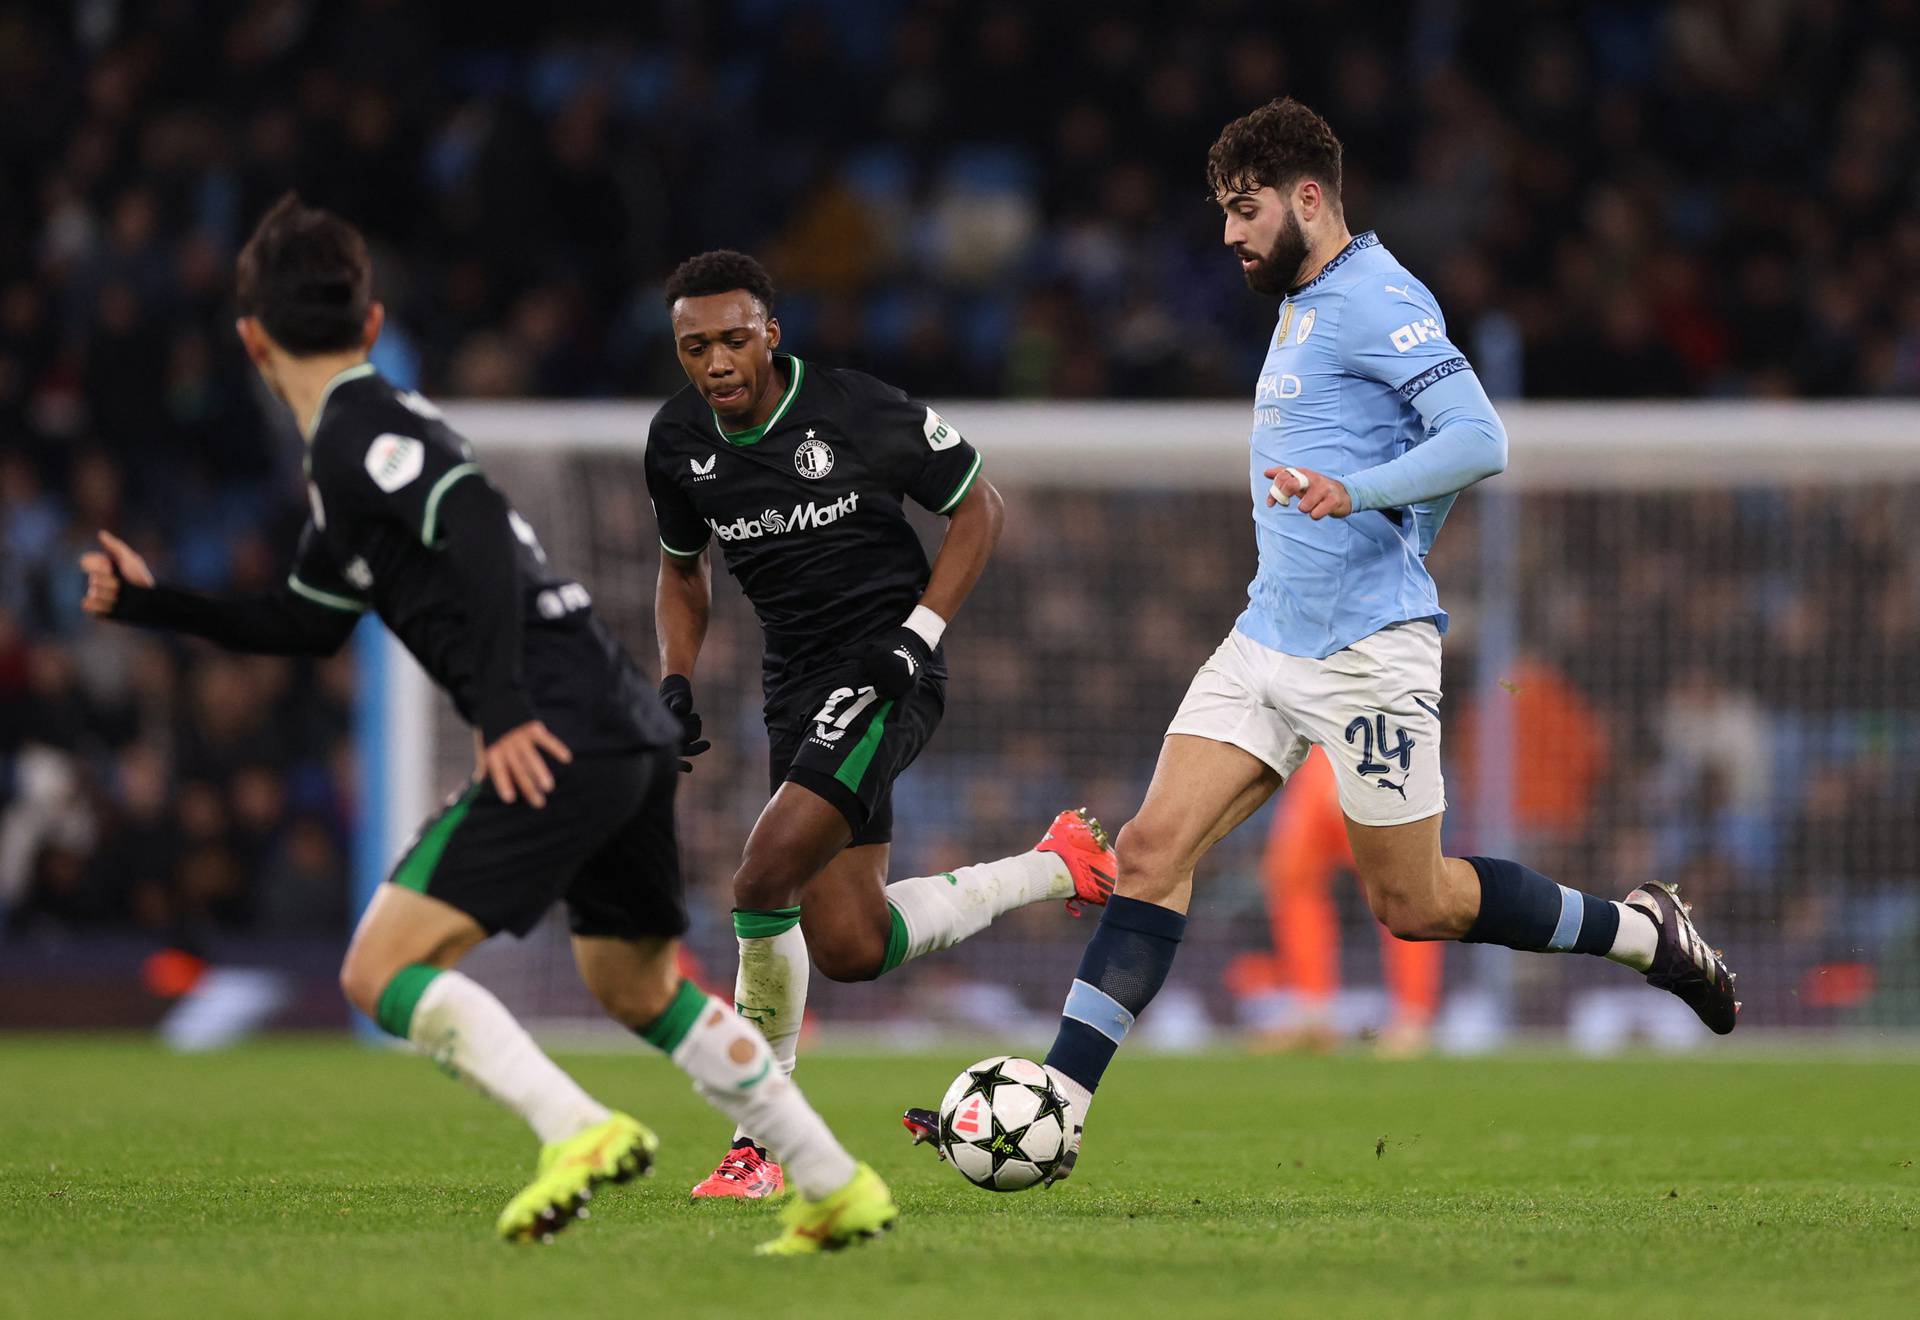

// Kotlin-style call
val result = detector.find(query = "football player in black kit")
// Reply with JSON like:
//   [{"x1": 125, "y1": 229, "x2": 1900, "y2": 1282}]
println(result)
[
  {"x1": 78, "y1": 199, "x2": 894, "y2": 1257},
  {"x1": 646, "y1": 251, "x2": 1119, "y2": 1200}
]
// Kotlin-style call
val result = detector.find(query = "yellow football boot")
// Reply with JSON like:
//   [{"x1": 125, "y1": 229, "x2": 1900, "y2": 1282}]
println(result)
[
  {"x1": 754, "y1": 1163, "x2": 898, "y2": 1257},
  {"x1": 496, "y1": 1112, "x2": 657, "y2": 1243}
]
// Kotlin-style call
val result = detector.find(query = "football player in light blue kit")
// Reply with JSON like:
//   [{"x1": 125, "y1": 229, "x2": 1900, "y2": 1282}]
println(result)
[{"x1": 1016, "y1": 99, "x2": 1740, "y2": 1181}]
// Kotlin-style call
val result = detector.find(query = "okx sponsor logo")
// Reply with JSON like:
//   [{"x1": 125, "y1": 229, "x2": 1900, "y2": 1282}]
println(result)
[{"x1": 709, "y1": 491, "x2": 861, "y2": 542}]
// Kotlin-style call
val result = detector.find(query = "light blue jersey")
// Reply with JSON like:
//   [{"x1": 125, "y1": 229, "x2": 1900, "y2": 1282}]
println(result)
[{"x1": 1236, "y1": 231, "x2": 1508, "y2": 660}]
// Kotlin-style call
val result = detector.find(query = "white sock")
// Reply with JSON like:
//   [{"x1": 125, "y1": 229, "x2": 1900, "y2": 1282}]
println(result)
[
  {"x1": 666, "y1": 992, "x2": 857, "y2": 1199},
  {"x1": 408, "y1": 970, "x2": 609, "y2": 1145},
  {"x1": 1607, "y1": 902, "x2": 1659, "y2": 972},
  {"x1": 1044, "y1": 1064, "x2": 1092, "y2": 1133},
  {"x1": 731, "y1": 917, "x2": 810, "y2": 1145},
  {"x1": 884, "y1": 851, "x2": 1072, "y2": 967}
]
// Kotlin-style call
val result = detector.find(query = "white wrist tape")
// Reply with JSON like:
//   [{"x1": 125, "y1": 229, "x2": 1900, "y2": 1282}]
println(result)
[{"x1": 904, "y1": 604, "x2": 947, "y2": 650}]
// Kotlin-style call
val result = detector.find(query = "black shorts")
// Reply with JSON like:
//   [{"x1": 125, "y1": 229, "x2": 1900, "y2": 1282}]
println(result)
[
  {"x1": 388, "y1": 747, "x2": 687, "y2": 939},
  {"x1": 766, "y1": 660, "x2": 946, "y2": 847}
]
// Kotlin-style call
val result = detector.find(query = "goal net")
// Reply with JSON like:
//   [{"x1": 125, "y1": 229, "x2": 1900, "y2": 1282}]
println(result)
[{"x1": 362, "y1": 400, "x2": 1920, "y2": 1048}]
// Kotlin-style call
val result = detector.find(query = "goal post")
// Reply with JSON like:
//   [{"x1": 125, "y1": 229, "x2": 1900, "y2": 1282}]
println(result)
[{"x1": 353, "y1": 399, "x2": 1920, "y2": 1046}]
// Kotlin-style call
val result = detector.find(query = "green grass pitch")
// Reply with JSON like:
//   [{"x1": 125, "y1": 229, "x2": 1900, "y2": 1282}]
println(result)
[{"x1": 2, "y1": 1037, "x2": 1915, "y2": 1319}]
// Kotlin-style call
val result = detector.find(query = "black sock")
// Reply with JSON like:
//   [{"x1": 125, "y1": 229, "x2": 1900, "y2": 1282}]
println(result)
[
  {"x1": 1042, "y1": 894, "x2": 1187, "y2": 1094},
  {"x1": 1461, "y1": 855, "x2": 1619, "y2": 955}
]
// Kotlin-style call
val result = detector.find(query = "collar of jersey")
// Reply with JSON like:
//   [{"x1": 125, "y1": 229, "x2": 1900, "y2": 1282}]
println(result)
[
  {"x1": 1287, "y1": 231, "x2": 1381, "y2": 298},
  {"x1": 711, "y1": 355, "x2": 804, "y2": 446},
  {"x1": 304, "y1": 362, "x2": 379, "y2": 442}
]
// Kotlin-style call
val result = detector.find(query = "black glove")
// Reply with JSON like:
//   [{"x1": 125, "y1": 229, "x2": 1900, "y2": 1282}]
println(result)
[
  {"x1": 658, "y1": 674, "x2": 711, "y2": 773},
  {"x1": 857, "y1": 626, "x2": 934, "y2": 700}
]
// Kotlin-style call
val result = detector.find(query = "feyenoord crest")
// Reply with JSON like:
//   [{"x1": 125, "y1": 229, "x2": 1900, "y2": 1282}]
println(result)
[{"x1": 794, "y1": 436, "x2": 834, "y2": 479}]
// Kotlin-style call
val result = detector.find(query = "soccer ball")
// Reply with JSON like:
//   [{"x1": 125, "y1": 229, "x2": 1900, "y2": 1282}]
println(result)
[{"x1": 937, "y1": 1055, "x2": 1070, "y2": 1191}]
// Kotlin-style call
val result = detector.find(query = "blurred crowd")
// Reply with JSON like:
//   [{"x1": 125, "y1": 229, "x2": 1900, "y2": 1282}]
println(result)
[
  {"x1": 7, "y1": 0, "x2": 1920, "y2": 420},
  {"x1": 2, "y1": 1, "x2": 1918, "y2": 1026}
]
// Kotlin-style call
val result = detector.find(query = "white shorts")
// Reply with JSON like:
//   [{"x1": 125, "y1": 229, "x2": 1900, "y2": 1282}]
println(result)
[{"x1": 1166, "y1": 622, "x2": 1446, "y2": 827}]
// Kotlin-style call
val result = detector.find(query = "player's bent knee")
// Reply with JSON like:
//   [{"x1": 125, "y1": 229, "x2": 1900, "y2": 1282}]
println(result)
[
  {"x1": 1113, "y1": 817, "x2": 1187, "y2": 902},
  {"x1": 1364, "y1": 883, "x2": 1463, "y2": 941},
  {"x1": 811, "y1": 937, "x2": 886, "y2": 984},
  {"x1": 732, "y1": 860, "x2": 808, "y2": 912},
  {"x1": 1379, "y1": 906, "x2": 1448, "y2": 941}
]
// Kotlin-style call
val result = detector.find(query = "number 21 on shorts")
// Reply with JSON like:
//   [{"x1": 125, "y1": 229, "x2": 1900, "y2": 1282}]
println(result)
[{"x1": 812, "y1": 686, "x2": 879, "y2": 744}]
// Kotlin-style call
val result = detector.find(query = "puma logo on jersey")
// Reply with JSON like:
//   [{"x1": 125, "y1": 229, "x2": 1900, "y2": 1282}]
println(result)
[{"x1": 690, "y1": 455, "x2": 717, "y2": 481}]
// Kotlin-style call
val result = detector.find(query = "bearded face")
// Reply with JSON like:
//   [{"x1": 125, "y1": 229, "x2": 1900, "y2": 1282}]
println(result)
[{"x1": 1239, "y1": 204, "x2": 1308, "y2": 296}]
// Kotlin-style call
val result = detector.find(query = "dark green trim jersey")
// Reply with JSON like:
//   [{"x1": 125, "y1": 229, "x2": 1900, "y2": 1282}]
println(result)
[
  {"x1": 644, "y1": 355, "x2": 983, "y2": 708},
  {"x1": 295, "y1": 365, "x2": 677, "y2": 752}
]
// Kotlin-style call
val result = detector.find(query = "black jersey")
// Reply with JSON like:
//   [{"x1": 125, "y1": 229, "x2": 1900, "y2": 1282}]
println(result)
[
  {"x1": 296, "y1": 365, "x2": 676, "y2": 753},
  {"x1": 644, "y1": 355, "x2": 983, "y2": 707}
]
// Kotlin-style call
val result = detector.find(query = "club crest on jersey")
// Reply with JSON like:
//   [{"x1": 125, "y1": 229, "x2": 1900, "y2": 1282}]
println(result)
[
  {"x1": 794, "y1": 437, "x2": 834, "y2": 479},
  {"x1": 690, "y1": 454, "x2": 718, "y2": 482},
  {"x1": 365, "y1": 433, "x2": 425, "y2": 492},
  {"x1": 1295, "y1": 308, "x2": 1317, "y2": 344}
]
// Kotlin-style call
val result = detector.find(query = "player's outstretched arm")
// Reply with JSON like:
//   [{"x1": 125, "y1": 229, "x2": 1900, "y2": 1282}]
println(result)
[
  {"x1": 859, "y1": 477, "x2": 1003, "y2": 699},
  {"x1": 79, "y1": 530, "x2": 360, "y2": 656}
]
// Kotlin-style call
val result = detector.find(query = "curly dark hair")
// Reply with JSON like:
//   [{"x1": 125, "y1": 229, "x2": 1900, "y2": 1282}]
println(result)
[
  {"x1": 664, "y1": 249, "x2": 776, "y2": 312},
  {"x1": 234, "y1": 192, "x2": 372, "y2": 354},
  {"x1": 1205, "y1": 97, "x2": 1344, "y2": 204}
]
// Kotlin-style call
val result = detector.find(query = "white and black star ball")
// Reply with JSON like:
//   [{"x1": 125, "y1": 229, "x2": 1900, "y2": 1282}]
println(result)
[{"x1": 936, "y1": 1056, "x2": 1069, "y2": 1192}]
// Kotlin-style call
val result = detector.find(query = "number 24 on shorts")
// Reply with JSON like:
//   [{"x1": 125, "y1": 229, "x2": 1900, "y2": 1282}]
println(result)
[{"x1": 1346, "y1": 713, "x2": 1414, "y2": 777}]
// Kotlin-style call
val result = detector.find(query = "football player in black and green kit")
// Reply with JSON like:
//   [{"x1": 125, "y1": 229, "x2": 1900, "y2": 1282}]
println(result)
[
  {"x1": 78, "y1": 197, "x2": 892, "y2": 1256},
  {"x1": 645, "y1": 251, "x2": 1118, "y2": 1199}
]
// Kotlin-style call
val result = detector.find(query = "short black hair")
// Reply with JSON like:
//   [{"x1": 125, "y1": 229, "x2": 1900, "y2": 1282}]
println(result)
[
  {"x1": 664, "y1": 249, "x2": 775, "y2": 313},
  {"x1": 1206, "y1": 97, "x2": 1344, "y2": 204},
  {"x1": 235, "y1": 193, "x2": 372, "y2": 354}
]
